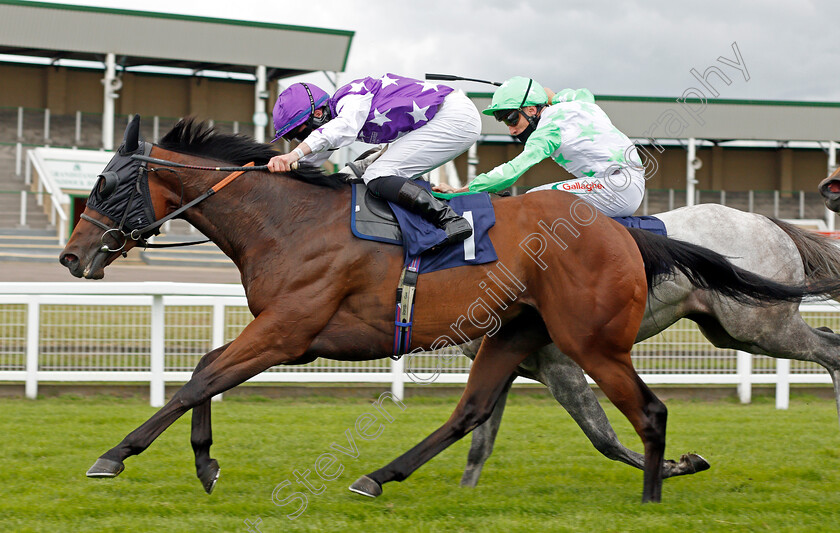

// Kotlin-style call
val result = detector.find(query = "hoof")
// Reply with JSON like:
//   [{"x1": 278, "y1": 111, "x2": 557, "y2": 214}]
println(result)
[
  {"x1": 197, "y1": 459, "x2": 221, "y2": 494},
  {"x1": 349, "y1": 475, "x2": 382, "y2": 498},
  {"x1": 681, "y1": 453, "x2": 710, "y2": 474},
  {"x1": 460, "y1": 467, "x2": 481, "y2": 488},
  {"x1": 86, "y1": 457, "x2": 125, "y2": 478}
]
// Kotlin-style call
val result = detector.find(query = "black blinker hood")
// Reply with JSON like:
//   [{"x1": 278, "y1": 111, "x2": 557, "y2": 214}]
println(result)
[{"x1": 85, "y1": 141, "x2": 158, "y2": 236}]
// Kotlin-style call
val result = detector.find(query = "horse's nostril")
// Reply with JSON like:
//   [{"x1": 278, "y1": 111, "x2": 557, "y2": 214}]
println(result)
[{"x1": 59, "y1": 253, "x2": 78, "y2": 267}]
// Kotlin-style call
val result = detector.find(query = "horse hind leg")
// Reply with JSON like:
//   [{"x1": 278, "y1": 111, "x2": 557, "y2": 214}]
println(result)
[
  {"x1": 531, "y1": 343, "x2": 708, "y2": 479},
  {"x1": 460, "y1": 374, "x2": 514, "y2": 488},
  {"x1": 461, "y1": 343, "x2": 707, "y2": 486},
  {"x1": 691, "y1": 310, "x2": 840, "y2": 430},
  {"x1": 350, "y1": 311, "x2": 550, "y2": 497}
]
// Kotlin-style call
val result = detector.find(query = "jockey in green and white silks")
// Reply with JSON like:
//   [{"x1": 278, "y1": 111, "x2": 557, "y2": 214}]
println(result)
[{"x1": 457, "y1": 76, "x2": 645, "y2": 217}]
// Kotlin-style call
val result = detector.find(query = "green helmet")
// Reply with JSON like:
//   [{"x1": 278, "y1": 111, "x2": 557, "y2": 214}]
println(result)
[{"x1": 482, "y1": 76, "x2": 548, "y2": 116}]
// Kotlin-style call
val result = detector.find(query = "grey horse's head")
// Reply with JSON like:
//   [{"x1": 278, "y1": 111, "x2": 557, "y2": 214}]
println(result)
[{"x1": 819, "y1": 168, "x2": 840, "y2": 213}]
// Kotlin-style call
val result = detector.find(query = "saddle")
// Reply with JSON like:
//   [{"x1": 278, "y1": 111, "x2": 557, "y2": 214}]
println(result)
[
  {"x1": 351, "y1": 183, "x2": 668, "y2": 243},
  {"x1": 612, "y1": 215, "x2": 667, "y2": 236},
  {"x1": 351, "y1": 182, "x2": 403, "y2": 245}
]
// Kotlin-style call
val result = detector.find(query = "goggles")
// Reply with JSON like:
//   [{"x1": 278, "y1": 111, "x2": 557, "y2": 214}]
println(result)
[
  {"x1": 282, "y1": 125, "x2": 310, "y2": 142},
  {"x1": 493, "y1": 109, "x2": 522, "y2": 128}
]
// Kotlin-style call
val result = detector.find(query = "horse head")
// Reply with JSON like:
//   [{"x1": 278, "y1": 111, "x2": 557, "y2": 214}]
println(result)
[
  {"x1": 60, "y1": 116, "x2": 348, "y2": 279},
  {"x1": 819, "y1": 166, "x2": 840, "y2": 213},
  {"x1": 59, "y1": 115, "x2": 164, "y2": 278}
]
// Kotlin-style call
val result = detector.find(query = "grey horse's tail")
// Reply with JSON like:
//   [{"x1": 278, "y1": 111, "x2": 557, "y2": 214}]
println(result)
[
  {"x1": 768, "y1": 217, "x2": 840, "y2": 283},
  {"x1": 627, "y1": 227, "x2": 840, "y2": 305}
]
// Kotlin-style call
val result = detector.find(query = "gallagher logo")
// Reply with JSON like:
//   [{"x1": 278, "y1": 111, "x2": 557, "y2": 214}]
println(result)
[{"x1": 553, "y1": 181, "x2": 604, "y2": 192}]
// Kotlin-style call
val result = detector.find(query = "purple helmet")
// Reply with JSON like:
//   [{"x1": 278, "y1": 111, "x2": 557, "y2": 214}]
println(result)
[{"x1": 271, "y1": 82, "x2": 330, "y2": 142}]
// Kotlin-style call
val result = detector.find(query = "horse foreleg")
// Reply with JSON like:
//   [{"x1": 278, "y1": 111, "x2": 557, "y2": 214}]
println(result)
[
  {"x1": 350, "y1": 313, "x2": 549, "y2": 498},
  {"x1": 532, "y1": 344, "x2": 708, "y2": 479},
  {"x1": 460, "y1": 374, "x2": 514, "y2": 488},
  {"x1": 86, "y1": 314, "x2": 298, "y2": 481},
  {"x1": 190, "y1": 343, "x2": 231, "y2": 494},
  {"x1": 578, "y1": 356, "x2": 667, "y2": 503}
]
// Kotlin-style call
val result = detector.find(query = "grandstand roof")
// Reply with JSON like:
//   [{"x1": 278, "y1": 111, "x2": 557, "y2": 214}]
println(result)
[
  {"x1": 469, "y1": 93, "x2": 840, "y2": 143},
  {"x1": 0, "y1": 0, "x2": 354, "y2": 80}
]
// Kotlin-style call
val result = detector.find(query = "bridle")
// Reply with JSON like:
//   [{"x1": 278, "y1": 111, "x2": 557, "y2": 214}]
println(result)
[{"x1": 81, "y1": 151, "x2": 273, "y2": 255}]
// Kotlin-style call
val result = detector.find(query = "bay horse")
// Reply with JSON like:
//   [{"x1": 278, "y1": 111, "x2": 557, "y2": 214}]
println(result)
[
  {"x1": 460, "y1": 203, "x2": 840, "y2": 486},
  {"x1": 58, "y1": 116, "x2": 840, "y2": 503}
]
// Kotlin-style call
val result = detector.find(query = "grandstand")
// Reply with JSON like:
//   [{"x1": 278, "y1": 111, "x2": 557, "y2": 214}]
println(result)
[
  {"x1": 0, "y1": 0, "x2": 353, "y2": 266},
  {"x1": 0, "y1": 2, "x2": 838, "y2": 267}
]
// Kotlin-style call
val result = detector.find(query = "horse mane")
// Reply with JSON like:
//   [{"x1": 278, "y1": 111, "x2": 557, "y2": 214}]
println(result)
[{"x1": 158, "y1": 117, "x2": 346, "y2": 189}]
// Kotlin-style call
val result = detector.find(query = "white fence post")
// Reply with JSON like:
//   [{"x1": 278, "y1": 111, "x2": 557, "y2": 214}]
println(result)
[
  {"x1": 776, "y1": 358, "x2": 790, "y2": 410},
  {"x1": 211, "y1": 302, "x2": 225, "y2": 402},
  {"x1": 466, "y1": 142, "x2": 478, "y2": 186},
  {"x1": 150, "y1": 295, "x2": 165, "y2": 407},
  {"x1": 391, "y1": 356, "x2": 405, "y2": 400},
  {"x1": 25, "y1": 151, "x2": 31, "y2": 186},
  {"x1": 44, "y1": 108, "x2": 50, "y2": 146},
  {"x1": 2, "y1": 286, "x2": 839, "y2": 403},
  {"x1": 686, "y1": 137, "x2": 696, "y2": 207},
  {"x1": 737, "y1": 350, "x2": 751, "y2": 404},
  {"x1": 799, "y1": 191, "x2": 805, "y2": 219},
  {"x1": 19, "y1": 191, "x2": 27, "y2": 227},
  {"x1": 75, "y1": 111, "x2": 82, "y2": 147},
  {"x1": 36, "y1": 176, "x2": 43, "y2": 207},
  {"x1": 25, "y1": 298, "x2": 40, "y2": 399},
  {"x1": 15, "y1": 142, "x2": 22, "y2": 176},
  {"x1": 58, "y1": 218, "x2": 66, "y2": 247}
]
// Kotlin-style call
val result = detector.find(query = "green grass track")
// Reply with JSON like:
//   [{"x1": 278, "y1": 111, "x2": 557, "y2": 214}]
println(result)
[{"x1": 2, "y1": 392, "x2": 840, "y2": 532}]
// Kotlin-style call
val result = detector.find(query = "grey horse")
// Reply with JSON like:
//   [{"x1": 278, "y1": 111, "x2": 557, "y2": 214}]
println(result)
[{"x1": 459, "y1": 203, "x2": 840, "y2": 487}]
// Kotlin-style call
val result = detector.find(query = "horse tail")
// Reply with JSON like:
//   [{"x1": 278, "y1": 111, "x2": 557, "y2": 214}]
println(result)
[
  {"x1": 626, "y1": 227, "x2": 840, "y2": 304},
  {"x1": 768, "y1": 217, "x2": 840, "y2": 283}
]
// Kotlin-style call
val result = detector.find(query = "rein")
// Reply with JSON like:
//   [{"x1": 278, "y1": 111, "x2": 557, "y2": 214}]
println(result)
[
  {"x1": 84, "y1": 154, "x2": 282, "y2": 254},
  {"x1": 131, "y1": 155, "x2": 270, "y2": 174}
]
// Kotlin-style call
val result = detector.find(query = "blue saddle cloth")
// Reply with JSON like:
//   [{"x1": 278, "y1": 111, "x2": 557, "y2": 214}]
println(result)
[
  {"x1": 611, "y1": 215, "x2": 667, "y2": 236},
  {"x1": 350, "y1": 181, "x2": 497, "y2": 274}
]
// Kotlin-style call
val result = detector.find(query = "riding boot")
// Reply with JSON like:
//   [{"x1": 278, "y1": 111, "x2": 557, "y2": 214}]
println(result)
[{"x1": 368, "y1": 176, "x2": 473, "y2": 244}]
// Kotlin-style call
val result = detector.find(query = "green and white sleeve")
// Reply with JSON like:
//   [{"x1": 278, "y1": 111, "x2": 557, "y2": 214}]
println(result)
[{"x1": 467, "y1": 121, "x2": 562, "y2": 193}]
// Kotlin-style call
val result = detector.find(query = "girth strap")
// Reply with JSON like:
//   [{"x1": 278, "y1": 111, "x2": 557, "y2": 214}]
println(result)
[{"x1": 392, "y1": 257, "x2": 421, "y2": 359}]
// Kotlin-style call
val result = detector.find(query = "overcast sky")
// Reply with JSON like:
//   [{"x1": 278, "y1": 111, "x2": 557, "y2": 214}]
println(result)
[{"x1": 33, "y1": 0, "x2": 840, "y2": 102}]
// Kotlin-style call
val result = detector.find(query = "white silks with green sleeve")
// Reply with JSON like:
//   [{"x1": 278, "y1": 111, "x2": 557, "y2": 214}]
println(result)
[{"x1": 469, "y1": 88, "x2": 643, "y2": 192}]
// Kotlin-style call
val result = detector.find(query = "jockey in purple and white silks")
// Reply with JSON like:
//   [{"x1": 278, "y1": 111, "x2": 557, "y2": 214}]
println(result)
[
  {"x1": 267, "y1": 73, "x2": 481, "y2": 244},
  {"x1": 435, "y1": 76, "x2": 645, "y2": 218}
]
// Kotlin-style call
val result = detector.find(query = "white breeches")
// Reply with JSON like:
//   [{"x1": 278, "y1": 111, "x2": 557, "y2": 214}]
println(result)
[
  {"x1": 363, "y1": 90, "x2": 481, "y2": 183},
  {"x1": 528, "y1": 167, "x2": 646, "y2": 217}
]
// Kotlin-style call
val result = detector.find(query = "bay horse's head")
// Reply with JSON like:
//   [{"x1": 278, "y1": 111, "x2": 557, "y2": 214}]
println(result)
[
  {"x1": 59, "y1": 116, "x2": 161, "y2": 278},
  {"x1": 60, "y1": 116, "x2": 347, "y2": 279},
  {"x1": 819, "y1": 166, "x2": 840, "y2": 213}
]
